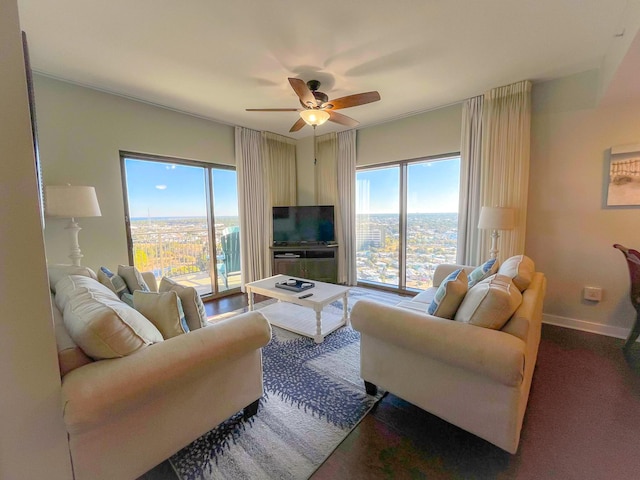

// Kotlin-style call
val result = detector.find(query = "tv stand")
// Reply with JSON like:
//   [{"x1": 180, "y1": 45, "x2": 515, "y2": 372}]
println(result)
[{"x1": 271, "y1": 244, "x2": 338, "y2": 284}]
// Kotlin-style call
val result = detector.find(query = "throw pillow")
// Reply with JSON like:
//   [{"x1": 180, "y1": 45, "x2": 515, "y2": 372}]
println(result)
[
  {"x1": 133, "y1": 290, "x2": 189, "y2": 339},
  {"x1": 97, "y1": 266, "x2": 130, "y2": 298},
  {"x1": 427, "y1": 269, "x2": 468, "y2": 319},
  {"x1": 52, "y1": 293, "x2": 93, "y2": 376},
  {"x1": 118, "y1": 264, "x2": 151, "y2": 293},
  {"x1": 497, "y1": 255, "x2": 535, "y2": 292},
  {"x1": 468, "y1": 258, "x2": 499, "y2": 288},
  {"x1": 454, "y1": 274, "x2": 522, "y2": 329},
  {"x1": 48, "y1": 264, "x2": 97, "y2": 294},
  {"x1": 55, "y1": 275, "x2": 163, "y2": 360},
  {"x1": 159, "y1": 276, "x2": 209, "y2": 330}
]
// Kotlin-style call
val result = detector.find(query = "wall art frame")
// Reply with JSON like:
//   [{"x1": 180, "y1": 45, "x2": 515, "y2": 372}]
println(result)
[{"x1": 606, "y1": 144, "x2": 640, "y2": 207}]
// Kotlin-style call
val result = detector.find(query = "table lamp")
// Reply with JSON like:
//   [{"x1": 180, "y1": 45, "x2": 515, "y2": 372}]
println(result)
[
  {"x1": 478, "y1": 206, "x2": 515, "y2": 260},
  {"x1": 45, "y1": 185, "x2": 102, "y2": 266}
]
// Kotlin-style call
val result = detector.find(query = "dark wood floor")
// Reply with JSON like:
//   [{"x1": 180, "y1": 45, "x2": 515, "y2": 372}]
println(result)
[{"x1": 142, "y1": 292, "x2": 640, "y2": 480}]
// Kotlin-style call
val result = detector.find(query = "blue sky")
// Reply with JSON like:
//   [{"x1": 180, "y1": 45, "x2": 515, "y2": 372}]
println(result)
[
  {"x1": 357, "y1": 157, "x2": 460, "y2": 214},
  {"x1": 125, "y1": 156, "x2": 460, "y2": 217},
  {"x1": 125, "y1": 159, "x2": 239, "y2": 218}
]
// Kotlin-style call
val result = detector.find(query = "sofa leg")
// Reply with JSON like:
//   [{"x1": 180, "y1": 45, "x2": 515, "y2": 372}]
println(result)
[
  {"x1": 364, "y1": 381, "x2": 378, "y2": 395},
  {"x1": 243, "y1": 399, "x2": 260, "y2": 419}
]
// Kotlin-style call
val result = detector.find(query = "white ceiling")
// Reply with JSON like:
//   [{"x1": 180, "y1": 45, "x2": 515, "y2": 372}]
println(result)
[{"x1": 17, "y1": 0, "x2": 634, "y2": 139}]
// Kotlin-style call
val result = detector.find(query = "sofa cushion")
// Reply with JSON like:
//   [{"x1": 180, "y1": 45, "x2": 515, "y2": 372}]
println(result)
[
  {"x1": 497, "y1": 255, "x2": 535, "y2": 292},
  {"x1": 133, "y1": 290, "x2": 189, "y2": 339},
  {"x1": 159, "y1": 277, "x2": 209, "y2": 330},
  {"x1": 48, "y1": 264, "x2": 97, "y2": 293},
  {"x1": 118, "y1": 264, "x2": 151, "y2": 293},
  {"x1": 427, "y1": 269, "x2": 468, "y2": 319},
  {"x1": 97, "y1": 266, "x2": 130, "y2": 298},
  {"x1": 468, "y1": 258, "x2": 499, "y2": 288},
  {"x1": 454, "y1": 274, "x2": 522, "y2": 329},
  {"x1": 55, "y1": 275, "x2": 163, "y2": 360},
  {"x1": 52, "y1": 293, "x2": 93, "y2": 376}
]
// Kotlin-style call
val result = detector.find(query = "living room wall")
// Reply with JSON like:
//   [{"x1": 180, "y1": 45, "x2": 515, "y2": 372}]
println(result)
[
  {"x1": 529, "y1": 69, "x2": 640, "y2": 338},
  {"x1": 34, "y1": 75, "x2": 235, "y2": 272},
  {"x1": 1, "y1": 0, "x2": 73, "y2": 477}
]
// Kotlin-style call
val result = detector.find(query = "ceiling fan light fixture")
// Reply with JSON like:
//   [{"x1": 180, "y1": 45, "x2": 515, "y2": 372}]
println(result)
[{"x1": 300, "y1": 109, "x2": 330, "y2": 127}]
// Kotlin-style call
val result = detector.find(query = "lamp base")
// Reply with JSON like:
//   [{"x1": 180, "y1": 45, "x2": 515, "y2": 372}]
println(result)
[
  {"x1": 489, "y1": 229, "x2": 500, "y2": 260},
  {"x1": 65, "y1": 218, "x2": 83, "y2": 266}
]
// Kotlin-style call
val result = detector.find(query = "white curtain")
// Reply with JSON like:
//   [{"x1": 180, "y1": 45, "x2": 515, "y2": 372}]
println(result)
[
  {"x1": 235, "y1": 126, "x2": 270, "y2": 286},
  {"x1": 315, "y1": 132, "x2": 350, "y2": 284},
  {"x1": 262, "y1": 131, "x2": 297, "y2": 207},
  {"x1": 337, "y1": 130, "x2": 357, "y2": 285},
  {"x1": 458, "y1": 95, "x2": 484, "y2": 265},
  {"x1": 478, "y1": 81, "x2": 532, "y2": 262}
]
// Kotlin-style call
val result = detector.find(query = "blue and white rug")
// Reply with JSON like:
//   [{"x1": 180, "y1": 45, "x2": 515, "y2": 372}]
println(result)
[{"x1": 170, "y1": 287, "x2": 407, "y2": 480}]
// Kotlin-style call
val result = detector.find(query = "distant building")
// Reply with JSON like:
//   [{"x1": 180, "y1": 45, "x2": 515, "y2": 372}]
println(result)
[{"x1": 357, "y1": 226, "x2": 385, "y2": 249}]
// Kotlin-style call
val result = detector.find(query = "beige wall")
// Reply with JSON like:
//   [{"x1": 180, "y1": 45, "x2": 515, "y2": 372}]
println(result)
[
  {"x1": 356, "y1": 103, "x2": 463, "y2": 165},
  {"x1": 34, "y1": 75, "x2": 235, "y2": 272},
  {"x1": 529, "y1": 69, "x2": 640, "y2": 337},
  {"x1": 0, "y1": 0, "x2": 73, "y2": 477}
]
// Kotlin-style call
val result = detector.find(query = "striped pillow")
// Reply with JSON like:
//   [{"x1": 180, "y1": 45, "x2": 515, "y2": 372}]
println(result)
[
  {"x1": 427, "y1": 269, "x2": 468, "y2": 319},
  {"x1": 468, "y1": 258, "x2": 499, "y2": 288}
]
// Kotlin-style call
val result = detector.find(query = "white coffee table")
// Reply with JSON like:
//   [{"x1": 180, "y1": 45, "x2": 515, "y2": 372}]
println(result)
[{"x1": 245, "y1": 274, "x2": 350, "y2": 343}]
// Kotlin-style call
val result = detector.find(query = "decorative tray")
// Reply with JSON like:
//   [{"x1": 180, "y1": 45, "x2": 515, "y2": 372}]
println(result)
[{"x1": 275, "y1": 279, "x2": 315, "y2": 292}]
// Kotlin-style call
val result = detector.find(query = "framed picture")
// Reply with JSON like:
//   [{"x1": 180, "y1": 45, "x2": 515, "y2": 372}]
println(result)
[{"x1": 606, "y1": 144, "x2": 640, "y2": 207}]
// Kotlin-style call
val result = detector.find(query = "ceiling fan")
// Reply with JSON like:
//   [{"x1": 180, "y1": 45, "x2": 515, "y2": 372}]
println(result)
[{"x1": 246, "y1": 78, "x2": 381, "y2": 132}]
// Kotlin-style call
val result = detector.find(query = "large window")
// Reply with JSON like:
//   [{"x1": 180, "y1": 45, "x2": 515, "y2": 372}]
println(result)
[
  {"x1": 356, "y1": 154, "x2": 460, "y2": 291},
  {"x1": 121, "y1": 153, "x2": 240, "y2": 297}
]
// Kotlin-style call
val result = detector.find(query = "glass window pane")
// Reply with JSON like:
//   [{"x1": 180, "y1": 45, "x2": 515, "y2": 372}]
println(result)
[
  {"x1": 212, "y1": 168, "x2": 240, "y2": 292},
  {"x1": 356, "y1": 166, "x2": 400, "y2": 287},
  {"x1": 124, "y1": 158, "x2": 212, "y2": 295},
  {"x1": 406, "y1": 157, "x2": 460, "y2": 289}
]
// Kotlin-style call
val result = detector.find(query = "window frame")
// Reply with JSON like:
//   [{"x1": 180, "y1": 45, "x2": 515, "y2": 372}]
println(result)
[{"x1": 355, "y1": 151, "x2": 461, "y2": 293}]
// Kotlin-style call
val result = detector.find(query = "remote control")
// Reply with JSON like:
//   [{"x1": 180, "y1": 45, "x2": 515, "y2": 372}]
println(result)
[{"x1": 298, "y1": 293, "x2": 313, "y2": 299}]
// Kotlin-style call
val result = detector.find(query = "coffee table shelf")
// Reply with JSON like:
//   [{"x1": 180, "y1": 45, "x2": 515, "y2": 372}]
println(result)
[{"x1": 245, "y1": 274, "x2": 350, "y2": 343}]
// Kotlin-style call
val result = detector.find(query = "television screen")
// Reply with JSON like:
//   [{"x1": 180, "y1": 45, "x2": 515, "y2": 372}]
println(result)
[{"x1": 273, "y1": 205, "x2": 335, "y2": 245}]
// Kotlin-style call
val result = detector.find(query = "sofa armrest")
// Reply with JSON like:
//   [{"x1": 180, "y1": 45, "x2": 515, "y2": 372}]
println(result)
[
  {"x1": 433, "y1": 264, "x2": 476, "y2": 287},
  {"x1": 61, "y1": 311, "x2": 271, "y2": 432},
  {"x1": 351, "y1": 300, "x2": 525, "y2": 386}
]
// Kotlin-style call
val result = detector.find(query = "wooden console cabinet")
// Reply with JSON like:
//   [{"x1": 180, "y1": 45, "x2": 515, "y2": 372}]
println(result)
[{"x1": 271, "y1": 245, "x2": 338, "y2": 284}]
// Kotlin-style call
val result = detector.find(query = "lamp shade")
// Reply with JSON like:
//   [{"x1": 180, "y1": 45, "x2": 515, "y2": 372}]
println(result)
[
  {"x1": 300, "y1": 109, "x2": 330, "y2": 126},
  {"x1": 45, "y1": 185, "x2": 102, "y2": 218},
  {"x1": 478, "y1": 206, "x2": 515, "y2": 230}
]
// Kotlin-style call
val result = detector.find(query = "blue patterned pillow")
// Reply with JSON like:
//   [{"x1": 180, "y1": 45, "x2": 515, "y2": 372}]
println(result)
[
  {"x1": 97, "y1": 266, "x2": 130, "y2": 298},
  {"x1": 427, "y1": 269, "x2": 468, "y2": 319},
  {"x1": 468, "y1": 258, "x2": 499, "y2": 288}
]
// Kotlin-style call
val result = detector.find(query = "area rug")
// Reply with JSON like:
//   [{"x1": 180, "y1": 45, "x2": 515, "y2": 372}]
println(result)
[{"x1": 169, "y1": 287, "x2": 408, "y2": 480}]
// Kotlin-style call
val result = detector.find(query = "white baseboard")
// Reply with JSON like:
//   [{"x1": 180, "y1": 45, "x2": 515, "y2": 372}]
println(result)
[{"x1": 542, "y1": 313, "x2": 635, "y2": 341}]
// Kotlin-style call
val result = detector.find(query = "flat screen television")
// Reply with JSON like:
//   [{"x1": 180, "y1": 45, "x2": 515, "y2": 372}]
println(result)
[{"x1": 272, "y1": 205, "x2": 335, "y2": 245}]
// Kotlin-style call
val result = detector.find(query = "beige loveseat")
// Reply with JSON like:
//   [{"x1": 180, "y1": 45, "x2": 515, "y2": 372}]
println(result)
[
  {"x1": 48, "y1": 265, "x2": 272, "y2": 480},
  {"x1": 351, "y1": 256, "x2": 546, "y2": 454}
]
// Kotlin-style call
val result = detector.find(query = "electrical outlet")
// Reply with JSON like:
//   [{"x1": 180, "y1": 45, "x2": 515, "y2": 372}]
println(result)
[{"x1": 583, "y1": 286, "x2": 602, "y2": 302}]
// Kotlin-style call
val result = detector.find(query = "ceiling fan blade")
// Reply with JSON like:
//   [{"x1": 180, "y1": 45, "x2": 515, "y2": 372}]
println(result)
[
  {"x1": 325, "y1": 91, "x2": 380, "y2": 110},
  {"x1": 289, "y1": 117, "x2": 307, "y2": 132},
  {"x1": 246, "y1": 108, "x2": 299, "y2": 112},
  {"x1": 288, "y1": 78, "x2": 317, "y2": 108},
  {"x1": 328, "y1": 110, "x2": 359, "y2": 127}
]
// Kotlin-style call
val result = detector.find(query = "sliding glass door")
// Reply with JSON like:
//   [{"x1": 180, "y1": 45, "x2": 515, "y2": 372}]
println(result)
[
  {"x1": 121, "y1": 154, "x2": 240, "y2": 297},
  {"x1": 356, "y1": 154, "x2": 460, "y2": 291}
]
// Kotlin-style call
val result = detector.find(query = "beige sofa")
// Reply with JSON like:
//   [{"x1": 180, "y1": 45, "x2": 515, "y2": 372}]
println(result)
[
  {"x1": 48, "y1": 265, "x2": 272, "y2": 480},
  {"x1": 351, "y1": 258, "x2": 546, "y2": 454}
]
